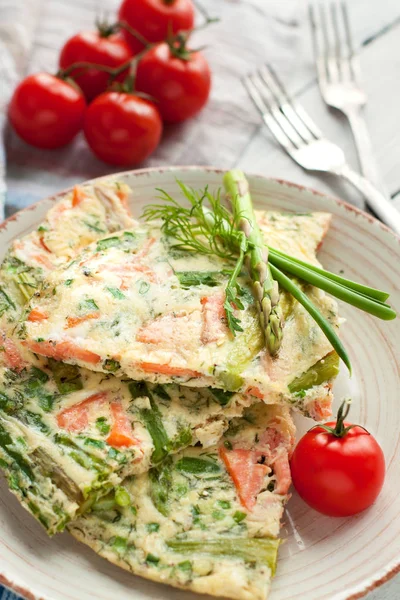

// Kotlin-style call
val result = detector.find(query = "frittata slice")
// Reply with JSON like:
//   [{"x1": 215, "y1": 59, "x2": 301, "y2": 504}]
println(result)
[
  {"x1": 69, "y1": 402, "x2": 295, "y2": 600},
  {"x1": 21, "y1": 213, "x2": 340, "y2": 407},
  {"x1": 0, "y1": 188, "x2": 252, "y2": 534}
]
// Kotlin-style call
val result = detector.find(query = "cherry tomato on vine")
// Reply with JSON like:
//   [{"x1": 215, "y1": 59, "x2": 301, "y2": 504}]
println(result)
[
  {"x1": 8, "y1": 73, "x2": 86, "y2": 149},
  {"x1": 119, "y1": 0, "x2": 195, "y2": 53},
  {"x1": 83, "y1": 92, "x2": 162, "y2": 166},
  {"x1": 136, "y1": 42, "x2": 211, "y2": 123},
  {"x1": 290, "y1": 401, "x2": 385, "y2": 517},
  {"x1": 59, "y1": 29, "x2": 133, "y2": 102}
]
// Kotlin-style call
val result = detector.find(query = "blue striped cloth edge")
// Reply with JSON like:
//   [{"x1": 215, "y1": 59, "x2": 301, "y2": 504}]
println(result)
[{"x1": 0, "y1": 586, "x2": 23, "y2": 600}]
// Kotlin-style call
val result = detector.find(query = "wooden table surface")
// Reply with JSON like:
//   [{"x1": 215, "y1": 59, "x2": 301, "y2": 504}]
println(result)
[{"x1": 3, "y1": 0, "x2": 400, "y2": 598}]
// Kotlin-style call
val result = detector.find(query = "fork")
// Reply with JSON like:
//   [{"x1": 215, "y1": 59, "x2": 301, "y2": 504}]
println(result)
[
  {"x1": 243, "y1": 65, "x2": 400, "y2": 236},
  {"x1": 309, "y1": 2, "x2": 385, "y2": 194}
]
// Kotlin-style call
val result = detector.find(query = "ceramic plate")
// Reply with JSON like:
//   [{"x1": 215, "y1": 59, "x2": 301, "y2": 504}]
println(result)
[{"x1": 0, "y1": 167, "x2": 399, "y2": 600}]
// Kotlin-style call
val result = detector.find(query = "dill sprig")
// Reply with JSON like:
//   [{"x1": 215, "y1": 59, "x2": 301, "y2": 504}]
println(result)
[{"x1": 142, "y1": 174, "x2": 396, "y2": 373}]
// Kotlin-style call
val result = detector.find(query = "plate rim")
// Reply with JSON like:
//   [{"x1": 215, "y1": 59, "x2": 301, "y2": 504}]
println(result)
[
  {"x1": 1, "y1": 165, "x2": 399, "y2": 600},
  {"x1": 2, "y1": 165, "x2": 399, "y2": 245}
]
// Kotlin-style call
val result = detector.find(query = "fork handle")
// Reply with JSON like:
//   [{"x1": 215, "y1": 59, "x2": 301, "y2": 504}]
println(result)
[
  {"x1": 336, "y1": 164, "x2": 400, "y2": 237},
  {"x1": 344, "y1": 106, "x2": 387, "y2": 195}
]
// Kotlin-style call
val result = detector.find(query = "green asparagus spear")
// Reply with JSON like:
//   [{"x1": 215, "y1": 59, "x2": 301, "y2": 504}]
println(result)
[
  {"x1": 175, "y1": 457, "x2": 221, "y2": 474},
  {"x1": 288, "y1": 351, "x2": 340, "y2": 393},
  {"x1": 167, "y1": 537, "x2": 280, "y2": 574},
  {"x1": 223, "y1": 169, "x2": 283, "y2": 355}
]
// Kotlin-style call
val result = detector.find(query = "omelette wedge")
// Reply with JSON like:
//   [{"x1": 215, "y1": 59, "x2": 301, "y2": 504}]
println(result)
[
  {"x1": 70, "y1": 402, "x2": 295, "y2": 600},
  {"x1": 21, "y1": 211, "x2": 340, "y2": 410}
]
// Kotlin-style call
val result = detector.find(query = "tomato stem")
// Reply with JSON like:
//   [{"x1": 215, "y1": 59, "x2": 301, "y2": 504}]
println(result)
[
  {"x1": 95, "y1": 18, "x2": 119, "y2": 38},
  {"x1": 58, "y1": 62, "x2": 117, "y2": 79},
  {"x1": 117, "y1": 21, "x2": 152, "y2": 49},
  {"x1": 314, "y1": 399, "x2": 360, "y2": 438}
]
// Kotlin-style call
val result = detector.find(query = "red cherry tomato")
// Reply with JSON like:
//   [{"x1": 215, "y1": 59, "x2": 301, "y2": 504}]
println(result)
[
  {"x1": 290, "y1": 401, "x2": 385, "y2": 517},
  {"x1": 136, "y1": 43, "x2": 211, "y2": 123},
  {"x1": 83, "y1": 92, "x2": 162, "y2": 166},
  {"x1": 8, "y1": 73, "x2": 86, "y2": 149},
  {"x1": 59, "y1": 31, "x2": 133, "y2": 102},
  {"x1": 119, "y1": 0, "x2": 195, "y2": 53}
]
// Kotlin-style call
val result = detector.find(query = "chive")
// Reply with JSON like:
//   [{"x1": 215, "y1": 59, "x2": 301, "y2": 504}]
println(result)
[
  {"x1": 146, "y1": 522, "x2": 160, "y2": 533},
  {"x1": 65, "y1": 279, "x2": 74, "y2": 286},
  {"x1": 270, "y1": 264, "x2": 352, "y2": 373},
  {"x1": 269, "y1": 247, "x2": 390, "y2": 302},
  {"x1": 269, "y1": 250, "x2": 396, "y2": 320},
  {"x1": 217, "y1": 500, "x2": 231, "y2": 509}
]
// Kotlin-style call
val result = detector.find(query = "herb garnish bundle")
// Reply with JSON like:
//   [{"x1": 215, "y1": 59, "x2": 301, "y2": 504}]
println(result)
[{"x1": 143, "y1": 169, "x2": 396, "y2": 373}]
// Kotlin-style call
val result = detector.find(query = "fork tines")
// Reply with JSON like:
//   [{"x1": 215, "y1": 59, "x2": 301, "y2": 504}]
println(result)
[
  {"x1": 309, "y1": 2, "x2": 360, "y2": 84},
  {"x1": 243, "y1": 65, "x2": 321, "y2": 153}
]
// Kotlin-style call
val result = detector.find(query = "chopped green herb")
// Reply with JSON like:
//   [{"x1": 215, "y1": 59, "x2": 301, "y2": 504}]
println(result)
[
  {"x1": 175, "y1": 457, "x2": 220, "y2": 474},
  {"x1": 103, "y1": 358, "x2": 120, "y2": 372},
  {"x1": 84, "y1": 438, "x2": 105, "y2": 449},
  {"x1": 83, "y1": 219, "x2": 106, "y2": 234},
  {"x1": 112, "y1": 536, "x2": 127, "y2": 554},
  {"x1": 106, "y1": 286, "x2": 125, "y2": 300},
  {"x1": 128, "y1": 381, "x2": 147, "y2": 399},
  {"x1": 176, "y1": 271, "x2": 221, "y2": 288},
  {"x1": 152, "y1": 385, "x2": 170, "y2": 401},
  {"x1": 0, "y1": 286, "x2": 16, "y2": 316},
  {"x1": 47, "y1": 358, "x2": 83, "y2": 394},
  {"x1": 233, "y1": 511, "x2": 247, "y2": 523},
  {"x1": 149, "y1": 458, "x2": 172, "y2": 517},
  {"x1": 210, "y1": 387, "x2": 234, "y2": 406},
  {"x1": 146, "y1": 553, "x2": 160, "y2": 565},
  {"x1": 217, "y1": 500, "x2": 231, "y2": 509},
  {"x1": 115, "y1": 486, "x2": 131, "y2": 507},
  {"x1": 96, "y1": 417, "x2": 110, "y2": 436},
  {"x1": 79, "y1": 298, "x2": 99, "y2": 312},
  {"x1": 177, "y1": 560, "x2": 192, "y2": 572},
  {"x1": 212, "y1": 510, "x2": 225, "y2": 520},
  {"x1": 146, "y1": 522, "x2": 160, "y2": 533},
  {"x1": 65, "y1": 279, "x2": 74, "y2": 287},
  {"x1": 138, "y1": 280, "x2": 150, "y2": 295}
]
